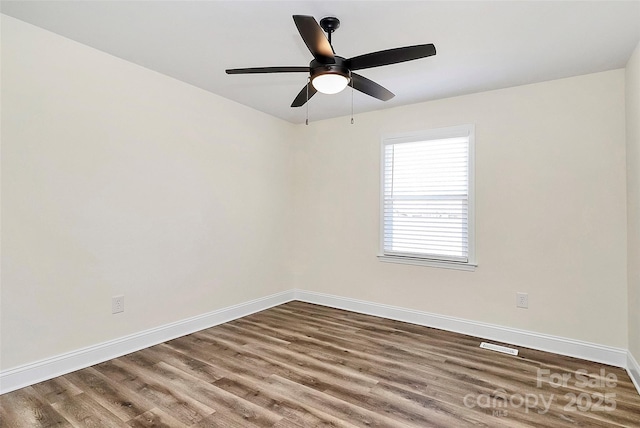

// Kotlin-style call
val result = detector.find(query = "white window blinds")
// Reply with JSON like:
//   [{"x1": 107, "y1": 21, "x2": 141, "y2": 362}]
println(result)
[{"x1": 382, "y1": 126, "x2": 473, "y2": 264}]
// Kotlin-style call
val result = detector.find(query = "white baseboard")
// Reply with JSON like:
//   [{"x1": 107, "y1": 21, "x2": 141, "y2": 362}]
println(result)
[
  {"x1": 1, "y1": 288, "x2": 635, "y2": 396},
  {"x1": 628, "y1": 351, "x2": 640, "y2": 395},
  {"x1": 293, "y1": 289, "x2": 629, "y2": 369},
  {"x1": 0, "y1": 290, "x2": 295, "y2": 395}
]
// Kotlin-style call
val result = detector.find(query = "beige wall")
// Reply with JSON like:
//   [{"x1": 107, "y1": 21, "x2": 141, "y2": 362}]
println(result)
[
  {"x1": 627, "y1": 40, "x2": 640, "y2": 361},
  {"x1": 1, "y1": 13, "x2": 634, "y2": 373},
  {"x1": 0, "y1": 16, "x2": 294, "y2": 370},
  {"x1": 292, "y1": 70, "x2": 628, "y2": 348}
]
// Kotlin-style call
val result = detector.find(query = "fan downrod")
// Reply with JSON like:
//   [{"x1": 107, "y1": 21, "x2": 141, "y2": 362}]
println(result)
[{"x1": 320, "y1": 17, "x2": 340, "y2": 45}]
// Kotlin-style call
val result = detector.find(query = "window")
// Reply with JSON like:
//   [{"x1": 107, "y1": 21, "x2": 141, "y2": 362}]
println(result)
[{"x1": 379, "y1": 125, "x2": 476, "y2": 270}]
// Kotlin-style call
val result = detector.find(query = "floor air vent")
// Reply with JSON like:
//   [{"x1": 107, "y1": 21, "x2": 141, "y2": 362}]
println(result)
[{"x1": 480, "y1": 342, "x2": 519, "y2": 356}]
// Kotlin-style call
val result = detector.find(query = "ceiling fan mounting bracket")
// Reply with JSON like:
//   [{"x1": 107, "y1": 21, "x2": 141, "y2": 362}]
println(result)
[{"x1": 319, "y1": 17, "x2": 340, "y2": 34}]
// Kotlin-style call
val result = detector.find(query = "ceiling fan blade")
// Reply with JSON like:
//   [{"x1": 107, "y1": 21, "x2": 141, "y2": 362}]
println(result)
[
  {"x1": 291, "y1": 82, "x2": 317, "y2": 107},
  {"x1": 347, "y1": 44, "x2": 436, "y2": 71},
  {"x1": 293, "y1": 15, "x2": 335, "y2": 64},
  {"x1": 350, "y1": 73, "x2": 395, "y2": 101},
  {"x1": 226, "y1": 66, "x2": 309, "y2": 74}
]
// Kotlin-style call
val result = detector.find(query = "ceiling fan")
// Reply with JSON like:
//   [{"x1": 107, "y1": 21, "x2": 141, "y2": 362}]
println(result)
[{"x1": 225, "y1": 15, "x2": 436, "y2": 107}]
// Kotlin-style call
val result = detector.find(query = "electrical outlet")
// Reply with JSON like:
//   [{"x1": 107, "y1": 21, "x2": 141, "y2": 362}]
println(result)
[
  {"x1": 112, "y1": 295, "x2": 124, "y2": 314},
  {"x1": 516, "y1": 292, "x2": 528, "y2": 309}
]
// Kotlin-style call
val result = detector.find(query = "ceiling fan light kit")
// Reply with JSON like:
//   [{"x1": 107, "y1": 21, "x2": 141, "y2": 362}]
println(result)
[
  {"x1": 310, "y1": 57, "x2": 351, "y2": 94},
  {"x1": 225, "y1": 15, "x2": 436, "y2": 116},
  {"x1": 311, "y1": 73, "x2": 349, "y2": 94}
]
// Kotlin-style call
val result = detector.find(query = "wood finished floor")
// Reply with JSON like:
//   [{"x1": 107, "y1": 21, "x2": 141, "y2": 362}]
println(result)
[{"x1": 1, "y1": 301, "x2": 639, "y2": 427}]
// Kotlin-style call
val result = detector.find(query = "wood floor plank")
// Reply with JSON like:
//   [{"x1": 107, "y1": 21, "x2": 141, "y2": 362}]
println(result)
[
  {"x1": 212, "y1": 374, "x2": 361, "y2": 428},
  {"x1": 270, "y1": 419, "x2": 305, "y2": 428},
  {"x1": 2, "y1": 301, "x2": 639, "y2": 427},
  {"x1": 64, "y1": 367, "x2": 153, "y2": 422},
  {"x1": 166, "y1": 332, "x2": 341, "y2": 394},
  {"x1": 51, "y1": 392, "x2": 124, "y2": 428},
  {"x1": 122, "y1": 359, "x2": 283, "y2": 427},
  {"x1": 266, "y1": 374, "x2": 409, "y2": 428},
  {"x1": 94, "y1": 358, "x2": 216, "y2": 426},
  {"x1": 121, "y1": 343, "x2": 227, "y2": 384},
  {"x1": 30, "y1": 377, "x2": 83, "y2": 405},
  {"x1": 127, "y1": 407, "x2": 189, "y2": 428},
  {"x1": 0, "y1": 386, "x2": 70, "y2": 428}
]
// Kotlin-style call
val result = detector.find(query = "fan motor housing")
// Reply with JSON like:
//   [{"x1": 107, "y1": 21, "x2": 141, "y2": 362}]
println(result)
[{"x1": 310, "y1": 56, "x2": 350, "y2": 80}]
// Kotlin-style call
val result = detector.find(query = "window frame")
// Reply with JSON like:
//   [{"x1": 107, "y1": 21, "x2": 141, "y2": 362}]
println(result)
[{"x1": 378, "y1": 124, "x2": 476, "y2": 271}]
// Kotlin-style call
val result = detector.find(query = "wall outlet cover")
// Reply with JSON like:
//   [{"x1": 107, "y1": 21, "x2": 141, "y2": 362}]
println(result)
[
  {"x1": 516, "y1": 292, "x2": 528, "y2": 309},
  {"x1": 112, "y1": 295, "x2": 124, "y2": 314}
]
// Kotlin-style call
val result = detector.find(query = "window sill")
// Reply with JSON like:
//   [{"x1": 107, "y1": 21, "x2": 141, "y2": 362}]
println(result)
[{"x1": 377, "y1": 255, "x2": 477, "y2": 271}]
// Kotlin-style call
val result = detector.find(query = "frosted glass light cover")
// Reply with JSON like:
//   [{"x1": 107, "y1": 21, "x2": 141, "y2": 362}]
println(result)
[{"x1": 311, "y1": 74, "x2": 349, "y2": 94}]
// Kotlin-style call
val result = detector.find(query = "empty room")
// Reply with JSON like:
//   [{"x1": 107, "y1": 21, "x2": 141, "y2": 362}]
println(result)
[{"x1": 1, "y1": 1, "x2": 640, "y2": 427}]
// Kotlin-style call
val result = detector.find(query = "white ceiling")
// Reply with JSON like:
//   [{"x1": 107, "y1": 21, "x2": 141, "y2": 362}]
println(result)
[{"x1": 2, "y1": 1, "x2": 639, "y2": 124}]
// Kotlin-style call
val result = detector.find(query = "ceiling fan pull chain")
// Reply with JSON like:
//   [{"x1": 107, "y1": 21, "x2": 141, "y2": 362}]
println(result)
[
  {"x1": 306, "y1": 78, "x2": 310, "y2": 125},
  {"x1": 350, "y1": 71, "x2": 354, "y2": 125}
]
